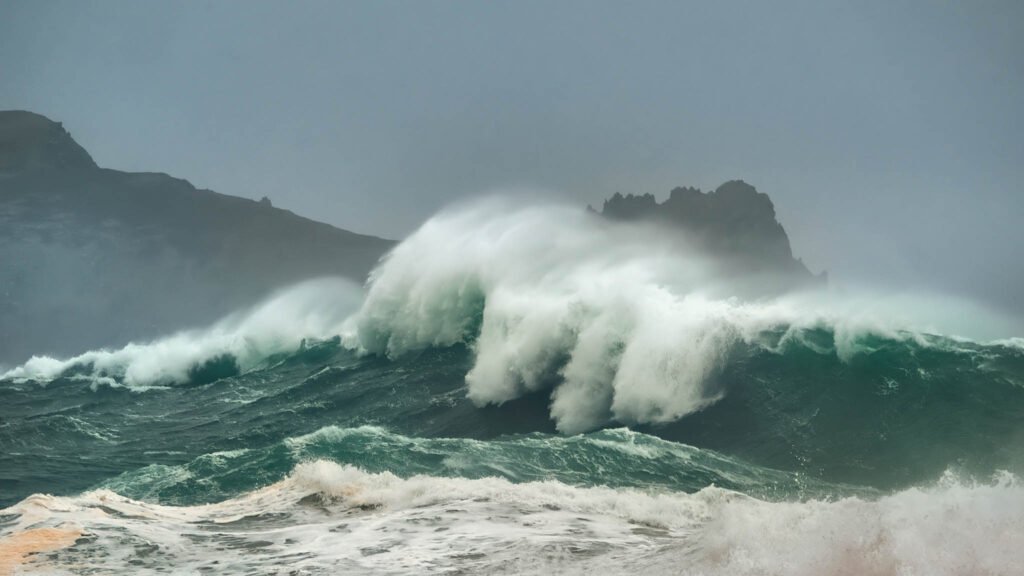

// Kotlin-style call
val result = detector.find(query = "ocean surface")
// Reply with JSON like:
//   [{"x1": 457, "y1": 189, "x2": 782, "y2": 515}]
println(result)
[{"x1": 2, "y1": 203, "x2": 1023, "y2": 574}]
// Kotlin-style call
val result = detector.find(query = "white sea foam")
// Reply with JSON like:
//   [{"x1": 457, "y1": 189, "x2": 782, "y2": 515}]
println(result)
[
  {"x1": 1, "y1": 278, "x2": 363, "y2": 389},
  {"x1": 342, "y1": 199, "x2": 1018, "y2": 432},
  {"x1": 3, "y1": 200, "x2": 1018, "y2": 430},
  {"x1": 2, "y1": 461, "x2": 1021, "y2": 575}
]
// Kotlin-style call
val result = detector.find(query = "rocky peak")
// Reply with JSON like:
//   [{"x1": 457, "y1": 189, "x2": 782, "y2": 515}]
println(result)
[
  {"x1": 600, "y1": 180, "x2": 818, "y2": 281},
  {"x1": 0, "y1": 110, "x2": 97, "y2": 174}
]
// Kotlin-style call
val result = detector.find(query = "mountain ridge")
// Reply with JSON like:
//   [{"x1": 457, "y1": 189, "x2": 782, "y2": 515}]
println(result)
[{"x1": 0, "y1": 110, "x2": 394, "y2": 364}]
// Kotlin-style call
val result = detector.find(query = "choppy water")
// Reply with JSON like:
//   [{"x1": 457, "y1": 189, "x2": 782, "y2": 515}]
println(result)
[{"x1": 3, "y1": 202, "x2": 1023, "y2": 574}]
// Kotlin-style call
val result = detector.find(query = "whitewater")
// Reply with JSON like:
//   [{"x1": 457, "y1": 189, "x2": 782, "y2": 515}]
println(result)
[{"x1": 3, "y1": 200, "x2": 1023, "y2": 574}]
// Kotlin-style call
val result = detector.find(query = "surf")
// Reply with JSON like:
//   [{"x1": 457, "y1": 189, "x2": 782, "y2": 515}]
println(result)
[
  {"x1": 3, "y1": 459, "x2": 1021, "y2": 576},
  {"x1": 2, "y1": 199, "x2": 1024, "y2": 575}
]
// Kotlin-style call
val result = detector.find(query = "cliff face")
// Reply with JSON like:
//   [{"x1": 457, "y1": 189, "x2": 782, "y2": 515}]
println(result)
[
  {"x1": 0, "y1": 111, "x2": 394, "y2": 364},
  {"x1": 600, "y1": 180, "x2": 821, "y2": 282}
]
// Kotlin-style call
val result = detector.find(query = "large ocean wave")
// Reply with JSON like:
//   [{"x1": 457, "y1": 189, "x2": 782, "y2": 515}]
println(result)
[
  {"x1": 3, "y1": 200, "x2": 1024, "y2": 574},
  {"x1": 6, "y1": 201, "x2": 1020, "y2": 432},
  {"x1": 345, "y1": 200, "x2": 1020, "y2": 432}
]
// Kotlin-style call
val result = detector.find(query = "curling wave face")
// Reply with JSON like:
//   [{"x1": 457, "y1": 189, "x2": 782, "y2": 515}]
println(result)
[
  {"x1": 6, "y1": 200, "x2": 1019, "y2": 429},
  {"x1": 344, "y1": 200, "x2": 1021, "y2": 432}
]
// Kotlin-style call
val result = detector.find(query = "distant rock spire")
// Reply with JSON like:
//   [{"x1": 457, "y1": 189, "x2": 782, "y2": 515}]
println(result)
[{"x1": 598, "y1": 180, "x2": 823, "y2": 283}]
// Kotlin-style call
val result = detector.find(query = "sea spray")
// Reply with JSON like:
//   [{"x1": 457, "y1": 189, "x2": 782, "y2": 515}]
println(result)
[
  {"x1": 343, "y1": 199, "x2": 1019, "y2": 432},
  {"x1": 3, "y1": 460, "x2": 1021, "y2": 576},
  {"x1": 2, "y1": 199, "x2": 1024, "y2": 574},
  {"x1": 4, "y1": 201, "x2": 1020, "y2": 433},
  {"x1": 2, "y1": 278, "x2": 363, "y2": 389}
]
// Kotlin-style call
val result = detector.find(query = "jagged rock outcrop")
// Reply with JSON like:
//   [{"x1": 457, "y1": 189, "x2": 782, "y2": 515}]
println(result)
[
  {"x1": 0, "y1": 111, "x2": 394, "y2": 364},
  {"x1": 599, "y1": 180, "x2": 822, "y2": 283},
  {"x1": 0, "y1": 111, "x2": 97, "y2": 174}
]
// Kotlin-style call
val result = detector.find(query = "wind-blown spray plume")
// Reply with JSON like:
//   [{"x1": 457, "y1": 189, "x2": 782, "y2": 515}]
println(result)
[
  {"x1": 3, "y1": 278, "x2": 363, "y2": 389},
  {"x1": 343, "y1": 199, "x2": 1015, "y2": 433}
]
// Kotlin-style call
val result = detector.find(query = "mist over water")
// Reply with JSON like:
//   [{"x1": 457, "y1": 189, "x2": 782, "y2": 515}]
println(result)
[
  {"x1": 3, "y1": 199, "x2": 1024, "y2": 574},
  {"x1": 5, "y1": 200, "x2": 1016, "y2": 410},
  {"x1": 3, "y1": 278, "x2": 363, "y2": 389},
  {"x1": 345, "y1": 199, "x2": 1021, "y2": 433}
]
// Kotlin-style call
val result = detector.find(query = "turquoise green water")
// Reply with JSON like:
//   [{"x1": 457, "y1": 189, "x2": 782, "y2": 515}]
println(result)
[
  {"x1": 3, "y1": 331, "x2": 1021, "y2": 509},
  {"x1": 5, "y1": 205, "x2": 1024, "y2": 574}
]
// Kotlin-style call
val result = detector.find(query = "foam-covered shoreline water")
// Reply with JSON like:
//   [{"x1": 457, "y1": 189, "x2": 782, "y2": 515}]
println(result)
[{"x1": 3, "y1": 460, "x2": 1021, "y2": 575}]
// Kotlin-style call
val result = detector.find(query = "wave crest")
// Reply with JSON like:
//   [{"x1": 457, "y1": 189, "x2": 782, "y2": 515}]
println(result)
[
  {"x1": 2, "y1": 278, "x2": 362, "y2": 389},
  {"x1": 4, "y1": 200, "x2": 1019, "y2": 435},
  {"x1": 343, "y1": 200, "x2": 1012, "y2": 432}
]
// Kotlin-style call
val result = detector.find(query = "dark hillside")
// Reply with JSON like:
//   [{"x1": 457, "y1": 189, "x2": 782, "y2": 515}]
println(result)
[{"x1": 0, "y1": 111, "x2": 393, "y2": 364}]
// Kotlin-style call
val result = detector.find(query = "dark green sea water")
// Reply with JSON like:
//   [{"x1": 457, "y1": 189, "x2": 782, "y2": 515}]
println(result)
[
  {"x1": 2, "y1": 204, "x2": 1023, "y2": 574},
  {"x1": 3, "y1": 331, "x2": 1022, "y2": 508}
]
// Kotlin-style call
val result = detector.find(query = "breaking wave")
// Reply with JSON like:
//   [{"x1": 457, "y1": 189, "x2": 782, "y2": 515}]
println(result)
[
  {"x1": 3, "y1": 199, "x2": 1024, "y2": 574},
  {"x1": 343, "y1": 200, "x2": 1019, "y2": 432},
  {"x1": 4, "y1": 200, "x2": 1021, "y2": 435},
  {"x1": 2, "y1": 278, "x2": 363, "y2": 390},
  {"x1": 3, "y1": 459, "x2": 1021, "y2": 575}
]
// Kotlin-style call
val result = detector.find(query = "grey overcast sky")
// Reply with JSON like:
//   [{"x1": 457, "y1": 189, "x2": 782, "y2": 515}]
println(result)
[{"x1": 1, "y1": 1, "x2": 1022, "y2": 314}]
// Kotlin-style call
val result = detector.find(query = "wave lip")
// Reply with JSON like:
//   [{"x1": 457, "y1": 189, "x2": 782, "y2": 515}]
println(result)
[
  {"x1": 343, "y1": 200, "x2": 1023, "y2": 433},
  {"x1": 4, "y1": 200, "x2": 1021, "y2": 437}
]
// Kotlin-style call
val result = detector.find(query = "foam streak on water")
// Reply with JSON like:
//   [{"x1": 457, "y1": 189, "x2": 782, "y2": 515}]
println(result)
[{"x1": 2, "y1": 461, "x2": 1021, "y2": 576}]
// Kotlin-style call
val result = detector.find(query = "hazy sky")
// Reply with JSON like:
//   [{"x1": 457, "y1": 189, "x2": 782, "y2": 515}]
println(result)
[{"x1": 1, "y1": 1, "x2": 1021, "y2": 316}]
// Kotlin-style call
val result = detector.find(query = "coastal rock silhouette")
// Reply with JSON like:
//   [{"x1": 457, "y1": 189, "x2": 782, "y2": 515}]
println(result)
[
  {"x1": 0, "y1": 111, "x2": 393, "y2": 364},
  {"x1": 0, "y1": 111, "x2": 96, "y2": 174},
  {"x1": 0, "y1": 111, "x2": 821, "y2": 364},
  {"x1": 599, "y1": 181, "x2": 822, "y2": 283}
]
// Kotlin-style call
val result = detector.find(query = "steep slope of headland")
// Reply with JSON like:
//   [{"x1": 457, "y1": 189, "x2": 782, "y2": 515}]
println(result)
[{"x1": 0, "y1": 111, "x2": 394, "y2": 363}]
